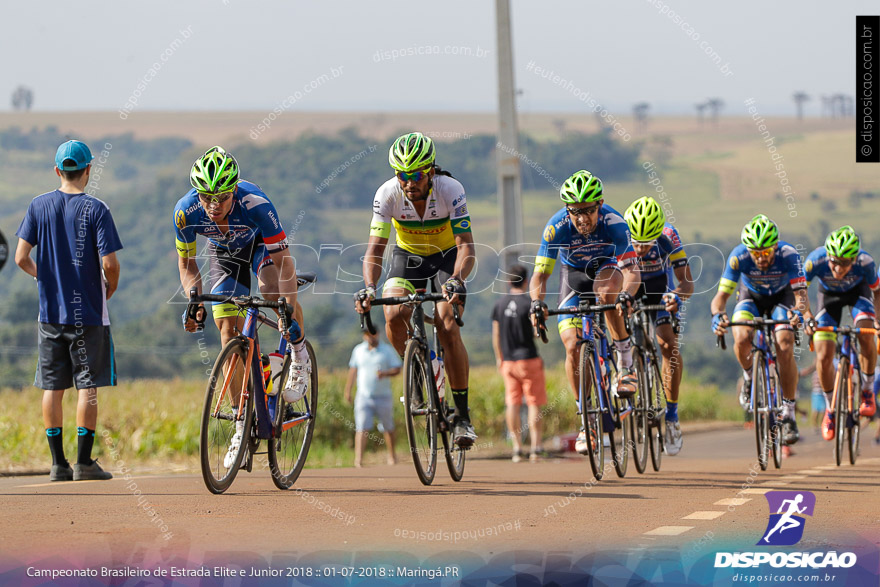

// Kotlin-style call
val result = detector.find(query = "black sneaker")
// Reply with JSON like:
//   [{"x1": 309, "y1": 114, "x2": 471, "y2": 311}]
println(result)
[
  {"x1": 452, "y1": 418, "x2": 477, "y2": 448},
  {"x1": 73, "y1": 459, "x2": 113, "y2": 481},
  {"x1": 50, "y1": 463, "x2": 73, "y2": 482},
  {"x1": 781, "y1": 416, "x2": 800, "y2": 446}
]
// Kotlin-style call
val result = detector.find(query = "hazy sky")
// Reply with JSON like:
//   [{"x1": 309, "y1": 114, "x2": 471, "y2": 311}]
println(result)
[{"x1": 4, "y1": 0, "x2": 873, "y2": 115}]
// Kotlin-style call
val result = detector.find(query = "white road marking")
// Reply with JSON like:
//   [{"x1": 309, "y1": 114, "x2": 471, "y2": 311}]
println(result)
[
  {"x1": 644, "y1": 526, "x2": 694, "y2": 536},
  {"x1": 682, "y1": 511, "x2": 726, "y2": 520},
  {"x1": 714, "y1": 498, "x2": 751, "y2": 506}
]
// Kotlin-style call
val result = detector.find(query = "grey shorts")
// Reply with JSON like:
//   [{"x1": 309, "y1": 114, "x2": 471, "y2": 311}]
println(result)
[{"x1": 36, "y1": 323, "x2": 117, "y2": 390}]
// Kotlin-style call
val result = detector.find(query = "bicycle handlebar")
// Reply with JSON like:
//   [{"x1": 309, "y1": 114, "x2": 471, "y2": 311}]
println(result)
[
  {"x1": 357, "y1": 292, "x2": 463, "y2": 335},
  {"x1": 716, "y1": 318, "x2": 802, "y2": 351},
  {"x1": 532, "y1": 302, "x2": 621, "y2": 344},
  {"x1": 188, "y1": 288, "x2": 293, "y2": 330}
]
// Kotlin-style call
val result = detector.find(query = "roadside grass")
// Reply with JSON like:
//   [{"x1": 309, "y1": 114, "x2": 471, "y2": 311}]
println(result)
[{"x1": 0, "y1": 364, "x2": 739, "y2": 472}]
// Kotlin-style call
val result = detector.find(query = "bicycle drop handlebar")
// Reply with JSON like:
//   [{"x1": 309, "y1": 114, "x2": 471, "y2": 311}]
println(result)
[
  {"x1": 357, "y1": 292, "x2": 464, "y2": 335},
  {"x1": 532, "y1": 302, "x2": 619, "y2": 344},
  {"x1": 715, "y1": 318, "x2": 802, "y2": 351},
  {"x1": 187, "y1": 287, "x2": 294, "y2": 331}
]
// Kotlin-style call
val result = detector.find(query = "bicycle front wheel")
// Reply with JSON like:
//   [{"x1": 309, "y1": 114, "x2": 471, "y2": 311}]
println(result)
[
  {"x1": 648, "y1": 361, "x2": 666, "y2": 472},
  {"x1": 752, "y1": 351, "x2": 769, "y2": 471},
  {"x1": 630, "y1": 349, "x2": 649, "y2": 474},
  {"x1": 403, "y1": 340, "x2": 437, "y2": 485},
  {"x1": 834, "y1": 358, "x2": 849, "y2": 466},
  {"x1": 580, "y1": 342, "x2": 604, "y2": 480},
  {"x1": 268, "y1": 340, "x2": 319, "y2": 489},
  {"x1": 200, "y1": 338, "x2": 254, "y2": 494},
  {"x1": 769, "y1": 366, "x2": 783, "y2": 470}
]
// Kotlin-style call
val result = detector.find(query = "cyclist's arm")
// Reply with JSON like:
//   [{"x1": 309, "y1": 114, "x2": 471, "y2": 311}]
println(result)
[
  {"x1": 450, "y1": 231, "x2": 475, "y2": 282},
  {"x1": 710, "y1": 289, "x2": 731, "y2": 316},
  {"x1": 793, "y1": 286, "x2": 810, "y2": 315},
  {"x1": 529, "y1": 267, "x2": 551, "y2": 303},
  {"x1": 178, "y1": 255, "x2": 203, "y2": 299},
  {"x1": 672, "y1": 263, "x2": 694, "y2": 300},
  {"x1": 363, "y1": 235, "x2": 387, "y2": 289},
  {"x1": 102, "y1": 252, "x2": 120, "y2": 300},
  {"x1": 620, "y1": 261, "x2": 640, "y2": 297}
]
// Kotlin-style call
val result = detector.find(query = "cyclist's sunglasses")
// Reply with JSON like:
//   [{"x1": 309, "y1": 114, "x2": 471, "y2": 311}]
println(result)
[
  {"x1": 829, "y1": 256, "x2": 854, "y2": 267},
  {"x1": 396, "y1": 169, "x2": 430, "y2": 182},
  {"x1": 566, "y1": 204, "x2": 600, "y2": 217},
  {"x1": 632, "y1": 239, "x2": 657, "y2": 247},
  {"x1": 749, "y1": 247, "x2": 775, "y2": 259},
  {"x1": 197, "y1": 190, "x2": 234, "y2": 204}
]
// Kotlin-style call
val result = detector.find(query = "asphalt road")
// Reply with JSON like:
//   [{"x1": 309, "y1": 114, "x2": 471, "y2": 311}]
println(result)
[{"x1": 3, "y1": 424, "x2": 879, "y2": 581}]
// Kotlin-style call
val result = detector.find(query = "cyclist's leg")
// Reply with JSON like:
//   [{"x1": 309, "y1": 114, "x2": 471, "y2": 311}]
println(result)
[
  {"x1": 851, "y1": 284, "x2": 877, "y2": 414},
  {"x1": 594, "y1": 263, "x2": 627, "y2": 349},
  {"x1": 382, "y1": 246, "x2": 422, "y2": 357},
  {"x1": 557, "y1": 264, "x2": 588, "y2": 398},
  {"x1": 206, "y1": 242, "x2": 250, "y2": 347},
  {"x1": 254, "y1": 244, "x2": 305, "y2": 336},
  {"x1": 731, "y1": 287, "x2": 760, "y2": 373},
  {"x1": 771, "y1": 303, "x2": 797, "y2": 402}
]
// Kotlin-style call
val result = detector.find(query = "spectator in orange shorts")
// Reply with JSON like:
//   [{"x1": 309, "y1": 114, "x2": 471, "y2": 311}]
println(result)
[{"x1": 492, "y1": 264, "x2": 547, "y2": 462}]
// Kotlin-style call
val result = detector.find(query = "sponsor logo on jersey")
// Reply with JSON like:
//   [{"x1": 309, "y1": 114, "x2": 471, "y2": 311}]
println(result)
[
  {"x1": 185, "y1": 203, "x2": 201, "y2": 215},
  {"x1": 805, "y1": 259, "x2": 813, "y2": 274},
  {"x1": 452, "y1": 194, "x2": 465, "y2": 206},
  {"x1": 400, "y1": 226, "x2": 446, "y2": 235},
  {"x1": 175, "y1": 209, "x2": 187, "y2": 230},
  {"x1": 543, "y1": 226, "x2": 556, "y2": 242},
  {"x1": 268, "y1": 210, "x2": 279, "y2": 229},
  {"x1": 730, "y1": 256, "x2": 739, "y2": 270},
  {"x1": 454, "y1": 204, "x2": 468, "y2": 216}
]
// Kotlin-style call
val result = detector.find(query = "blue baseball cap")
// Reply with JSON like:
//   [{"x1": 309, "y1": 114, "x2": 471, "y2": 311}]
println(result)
[{"x1": 55, "y1": 140, "x2": 93, "y2": 171}]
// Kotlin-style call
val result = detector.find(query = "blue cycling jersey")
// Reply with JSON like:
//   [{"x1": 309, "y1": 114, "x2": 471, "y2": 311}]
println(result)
[
  {"x1": 173, "y1": 181, "x2": 287, "y2": 259},
  {"x1": 535, "y1": 205, "x2": 636, "y2": 274},
  {"x1": 636, "y1": 223, "x2": 688, "y2": 281},
  {"x1": 718, "y1": 242, "x2": 806, "y2": 296},
  {"x1": 804, "y1": 246, "x2": 880, "y2": 292}
]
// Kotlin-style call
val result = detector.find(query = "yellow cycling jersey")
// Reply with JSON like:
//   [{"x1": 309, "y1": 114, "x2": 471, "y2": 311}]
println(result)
[{"x1": 369, "y1": 175, "x2": 472, "y2": 256}]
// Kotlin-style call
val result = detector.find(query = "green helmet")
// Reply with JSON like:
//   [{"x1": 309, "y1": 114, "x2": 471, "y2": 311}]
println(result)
[
  {"x1": 740, "y1": 214, "x2": 779, "y2": 250},
  {"x1": 190, "y1": 146, "x2": 239, "y2": 194},
  {"x1": 560, "y1": 170, "x2": 603, "y2": 203},
  {"x1": 825, "y1": 225, "x2": 860, "y2": 259},
  {"x1": 625, "y1": 196, "x2": 666, "y2": 242},
  {"x1": 388, "y1": 132, "x2": 435, "y2": 172}
]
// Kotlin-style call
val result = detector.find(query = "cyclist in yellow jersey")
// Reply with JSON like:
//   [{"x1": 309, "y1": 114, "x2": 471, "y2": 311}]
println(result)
[{"x1": 355, "y1": 133, "x2": 477, "y2": 446}]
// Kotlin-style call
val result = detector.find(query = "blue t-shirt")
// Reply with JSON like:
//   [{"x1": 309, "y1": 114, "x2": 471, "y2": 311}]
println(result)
[
  {"x1": 348, "y1": 341, "x2": 402, "y2": 399},
  {"x1": 173, "y1": 181, "x2": 287, "y2": 259},
  {"x1": 718, "y1": 242, "x2": 806, "y2": 296},
  {"x1": 635, "y1": 222, "x2": 689, "y2": 281},
  {"x1": 804, "y1": 247, "x2": 880, "y2": 293},
  {"x1": 535, "y1": 205, "x2": 636, "y2": 274},
  {"x1": 16, "y1": 190, "x2": 123, "y2": 326}
]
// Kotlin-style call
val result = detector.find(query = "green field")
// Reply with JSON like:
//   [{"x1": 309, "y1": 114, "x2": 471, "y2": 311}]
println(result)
[{"x1": 0, "y1": 365, "x2": 741, "y2": 472}]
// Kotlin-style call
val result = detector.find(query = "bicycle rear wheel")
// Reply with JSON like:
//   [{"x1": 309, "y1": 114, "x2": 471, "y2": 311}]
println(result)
[
  {"x1": 648, "y1": 361, "x2": 665, "y2": 472},
  {"x1": 611, "y1": 391, "x2": 629, "y2": 478},
  {"x1": 752, "y1": 351, "x2": 769, "y2": 471},
  {"x1": 268, "y1": 340, "x2": 319, "y2": 489},
  {"x1": 834, "y1": 359, "x2": 849, "y2": 466},
  {"x1": 631, "y1": 350, "x2": 649, "y2": 474},
  {"x1": 403, "y1": 340, "x2": 437, "y2": 485},
  {"x1": 441, "y1": 402, "x2": 466, "y2": 481},
  {"x1": 200, "y1": 338, "x2": 254, "y2": 494},
  {"x1": 580, "y1": 342, "x2": 604, "y2": 480}
]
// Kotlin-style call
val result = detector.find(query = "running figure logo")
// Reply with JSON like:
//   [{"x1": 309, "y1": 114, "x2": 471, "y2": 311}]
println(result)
[{"x1": 758, "y1": 491, "x2": 816, "y2": 546}]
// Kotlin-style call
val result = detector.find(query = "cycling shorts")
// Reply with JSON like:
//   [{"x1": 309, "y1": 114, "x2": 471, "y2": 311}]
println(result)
[
  {"x1": 814, "y1": 281, "x2": 876, "y2": 342},
  {"x1": 206, "y1": 237, "x2": 273, "y2": 319},
  {"x1": 557, "y1": 259, "x2": 619, "y2": 333},
  {"x1": 383, "y1": 245, "x2": 465, "y2": 305},
  {"x1": 732, "y1": 283, "x2": 795, "y2": 332}
]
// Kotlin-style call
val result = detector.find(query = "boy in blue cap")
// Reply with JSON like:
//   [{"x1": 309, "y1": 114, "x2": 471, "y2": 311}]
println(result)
[{"x1": 15, "y1": 140, "x2": 123, "y2": 481}]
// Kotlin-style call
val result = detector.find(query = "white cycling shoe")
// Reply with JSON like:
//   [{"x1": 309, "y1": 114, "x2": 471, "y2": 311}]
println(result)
[
  {"x1": 282, "y1": 359, "x2": 310, "y2": 403},
  {"x1": 665, "y1": 421, "x2": 683, "y2": 456},
  {"x1": 224, "y1": 429, "x2": 244, "y2": 469}
]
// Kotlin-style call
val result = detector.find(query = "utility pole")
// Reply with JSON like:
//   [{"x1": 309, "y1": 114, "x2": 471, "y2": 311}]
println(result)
[{"x1": 496, "y1": 0, "x2": 523, "y2": 271}]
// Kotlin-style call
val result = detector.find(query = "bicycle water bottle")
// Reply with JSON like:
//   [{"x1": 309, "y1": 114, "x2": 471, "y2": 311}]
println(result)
[
  {"x1": 430, "y1": 350, "x2": 446, "y2": 398},
  {"x1": 265, "y1": 352, "x2": 285, "y2": 396}
]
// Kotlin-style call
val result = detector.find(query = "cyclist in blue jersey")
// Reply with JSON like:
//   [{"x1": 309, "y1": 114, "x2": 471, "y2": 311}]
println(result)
[
  {"x1": 710, "y1": 214, "x2": 807, "y2": 446},
  {"x1": 624, "y1": 197, "x2": 694, "y2": 455},
  {"x1": 174, "y1": 146, "x2": 307, "y2": 467},
  {"x1": 800, "y1": 226, "x2": 880, "y2": 440},
  {"x1": 529, "y1": 170, "x2": 641, "y2": 455}
]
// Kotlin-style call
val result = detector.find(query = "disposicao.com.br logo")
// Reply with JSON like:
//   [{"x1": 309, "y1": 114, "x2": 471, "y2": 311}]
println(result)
[{"x1": 714, "y1": 491, "x2": 858, "y2": 569}]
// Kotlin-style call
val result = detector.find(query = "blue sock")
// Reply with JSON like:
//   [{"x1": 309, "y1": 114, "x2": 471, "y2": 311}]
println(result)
[{"x1": 666, "y1": 402, "x2": 679, "y2": 423}]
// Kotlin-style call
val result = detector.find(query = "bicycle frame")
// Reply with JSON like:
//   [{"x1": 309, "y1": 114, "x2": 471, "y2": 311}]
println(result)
[{"x1": 578, "y1": 309, "x2": 631, "y2": 432}]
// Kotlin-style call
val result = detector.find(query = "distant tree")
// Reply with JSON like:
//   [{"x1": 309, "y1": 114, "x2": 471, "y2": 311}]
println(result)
[
  {"x1": 792, "y1": 92, "x2": 810, "y2": 121},
  {"x1": 695, "y1": 102, "x2": 708, "y2": 125},
  {"x1": 11, "y1": 86, "x2": 33, "y2": 111},
  {"x1": 633, "y1": 102, "x2": 650, "y2": 134},
  {"x1": 552, "y1": 118, "x2": 567, "y2": 137},
  {"x1": 706, "y1": 98, "x2": 724, "y2": 126}
]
